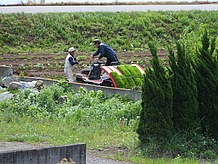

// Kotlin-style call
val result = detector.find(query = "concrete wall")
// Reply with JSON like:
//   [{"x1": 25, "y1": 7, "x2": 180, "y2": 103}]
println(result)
[
  {"x1": 0, "y1": 144, "x2": 86, "y2": 164},
  {"x1": 23, "y1": 76, "x2": 142, "y2": 100},
  {"x1": 23, "y1": 76, "x2": 59, "y2": 86},
  {"x1": 0, "y1": 66, "x2": 141, "y2": 100},
  {"x1": 0, "y1": 66, "x2": 13, "y2": 80},
  {"x1": 68, "y1": 82, "x2": 142, "y2": 100}
]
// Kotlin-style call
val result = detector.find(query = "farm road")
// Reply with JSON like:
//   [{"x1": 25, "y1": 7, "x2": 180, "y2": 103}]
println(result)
[{"x1": 0, "y1": 4, "x2": 218, "y2": 13}]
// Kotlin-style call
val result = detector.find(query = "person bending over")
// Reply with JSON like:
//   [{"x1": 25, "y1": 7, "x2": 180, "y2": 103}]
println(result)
[{"x1": 90, "y1": 39, "x2": 119, "y2": 66}]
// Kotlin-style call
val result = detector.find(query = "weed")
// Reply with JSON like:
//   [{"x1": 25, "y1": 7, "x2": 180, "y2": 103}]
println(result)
[
  {"x1": 18, "y1": 63, "x2": 25, "y2": 69},
  {"x1": 55, "y1": 62, "x2": 62, "y2": 69},
  {"x1": 36, "y1": 63, "x2": 44, "y2": 69},
  {"x1": 27, "y1": 62, "x2": 33, "y2": 69},
  {"x1": 19, "y1": 71, "x2": 24, "y2": 78},
  {"x1": 19, "y1": 56, "x2": 26, "y2": 59},
  {"x1": 55, "y1": 55, "x2": 64, "y2": 60},
  {"x1": 76, "y1": 55, "x2": 88, "y2": 60},
  {"x1": 47, "y1": 61, "x2": 53, "y2": 69},
  {"x1": 27, "y1": 56, "x2": 33, "y2": 60}
]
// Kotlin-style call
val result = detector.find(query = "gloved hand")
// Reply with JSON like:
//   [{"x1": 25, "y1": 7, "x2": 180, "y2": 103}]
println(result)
[
  {"x1": 95, "y1": 58, "x2": 99, "y2": 62},
  {"x1": 90, "y1": 54, "x2": 94, "y2": 61}
]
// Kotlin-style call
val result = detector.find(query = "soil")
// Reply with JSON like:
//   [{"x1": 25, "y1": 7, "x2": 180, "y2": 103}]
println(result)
[{"x1": 0, "y1": 50, "x2": 168, "y2": 80}]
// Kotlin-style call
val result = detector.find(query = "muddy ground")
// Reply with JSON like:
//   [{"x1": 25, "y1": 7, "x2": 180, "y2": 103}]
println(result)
[{"x1": 0, "y1": 50, "x2": 168, "y2": 80}]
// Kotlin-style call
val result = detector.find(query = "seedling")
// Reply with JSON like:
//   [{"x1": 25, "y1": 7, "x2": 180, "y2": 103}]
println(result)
[
  {"x1": 36, "y1": 63, "x2": 44, "y2": 70},
  {"x1": 47, "y1": 61, "x2": 53, "y2": 69},
  {"x1": 27, "y1": 62, "x2": 33, "y2": 69},
  {"x1": 18, "y1": 63, "x2": 25, "y2": 70}
]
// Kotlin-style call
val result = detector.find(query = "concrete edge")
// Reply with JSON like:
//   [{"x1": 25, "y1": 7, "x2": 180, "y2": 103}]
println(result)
[
  {"x1": 0, "y1": 65, "x2": 141, "y2": 100},
  {"x1": 0, "y1": 143, "x2": 86, "y2": 164},
  {"x1": 23, "y1": 76, "x2": 142, "y2": 100}
]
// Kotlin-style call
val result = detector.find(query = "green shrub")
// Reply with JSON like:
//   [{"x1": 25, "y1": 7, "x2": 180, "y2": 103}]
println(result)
[
  {"x1": 168, "y1": 42, "x2": 199, "y2": 132},
  {"x1": 164, "y1": 129, "x2": 218, "y2": 159},
  {"x1": 137, "y1": 42, "x2": 174, "y2": 145},
  {"x1": 192, "y1": 29, "x2": 218, "y2": 140}
]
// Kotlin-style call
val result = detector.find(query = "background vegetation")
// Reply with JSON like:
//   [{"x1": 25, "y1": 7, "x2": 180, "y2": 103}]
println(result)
[
  {"x1": 1, "y1": 82, "x2": 217, "y2": 163},
  {"x1": 137, "y1": 30, "x2": 218, "y2": 160},
  {"x1": 0, "y1": 11, "x2": 218, "y2": 54}
]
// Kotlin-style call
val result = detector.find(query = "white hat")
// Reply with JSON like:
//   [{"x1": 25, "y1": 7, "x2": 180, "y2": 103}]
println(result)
[
  {"x1": 68, "y1": 47, "x2": 76, "y2": 52},
  {"x1": 94, "y1": 39, "x2": 101, "y2": 44}
]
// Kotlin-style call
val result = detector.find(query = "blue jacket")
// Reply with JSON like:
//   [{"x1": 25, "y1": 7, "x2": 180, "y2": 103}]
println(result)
[
  {"x1": 93, "y1": 43, "x2": 116, "y2": 60},
  {"x1": 69, "y1": 56, "x2": 78, "y2": 66}
]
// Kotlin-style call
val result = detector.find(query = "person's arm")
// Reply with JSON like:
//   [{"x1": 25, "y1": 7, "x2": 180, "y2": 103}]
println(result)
[
  {"x1": 92, "y1": 48, "x2": 100, "y2": 57},
  {"x1": 98, "y1": 45, "x2": 105, "y2": 59},
  {"x1": 69, "y1": 56, "x2": 78, "y2": 65},
  {"x1": 90, "y1": 48, "x2": 100, "y2": 59}
]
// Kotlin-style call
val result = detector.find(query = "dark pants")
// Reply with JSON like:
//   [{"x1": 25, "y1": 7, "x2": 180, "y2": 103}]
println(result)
[{"x1": 106, "y1": 55, "x2": 119, "y2": 66}]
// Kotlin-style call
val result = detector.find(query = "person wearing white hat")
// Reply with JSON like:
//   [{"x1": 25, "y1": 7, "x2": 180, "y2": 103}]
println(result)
[{"x1": 64, "y1": 47, "x2": 78, "y2": 82}]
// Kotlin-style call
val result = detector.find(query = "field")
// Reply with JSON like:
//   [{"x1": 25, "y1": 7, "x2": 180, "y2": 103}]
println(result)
[
  {"x1": 0, "y1": 50, "x2": 168, "y2": 80},
  {"x1": 0, "y1": 10, "x2": 218, "y2": 163},
  {"x1": 1, "y1": 10, "x2": 218, "y2": 80}
]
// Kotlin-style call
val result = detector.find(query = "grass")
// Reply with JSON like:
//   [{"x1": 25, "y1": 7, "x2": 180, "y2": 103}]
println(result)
[
  {"x1": 1, "y1": 115, "x2": 216, "y2": 164},
  {"x1": 0, "y1": 85, "x2": 217, "y2": 163},
  {"x1": 1, "y1": 11, "x2": 218, "y2": 54}
]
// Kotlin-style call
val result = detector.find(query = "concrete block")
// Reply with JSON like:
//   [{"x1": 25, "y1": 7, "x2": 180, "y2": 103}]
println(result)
[
  {"x1": 0, "y1": 66, "x2": 13, "y2": 80},
  {"x1": 0, "y1": 144, "x2": 86, "y2": 164}
]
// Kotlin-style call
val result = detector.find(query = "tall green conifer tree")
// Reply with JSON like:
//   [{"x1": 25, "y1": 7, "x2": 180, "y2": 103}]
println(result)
[
  {"x1": 137, "y1": 42, "x2": 174, "y2": 145},
  {"x1": 168, "y1": 42, "x2": 199, "y2": 132},
  {"x1": 192, "y1": 30, "x2": 218, "y2": 140}
]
